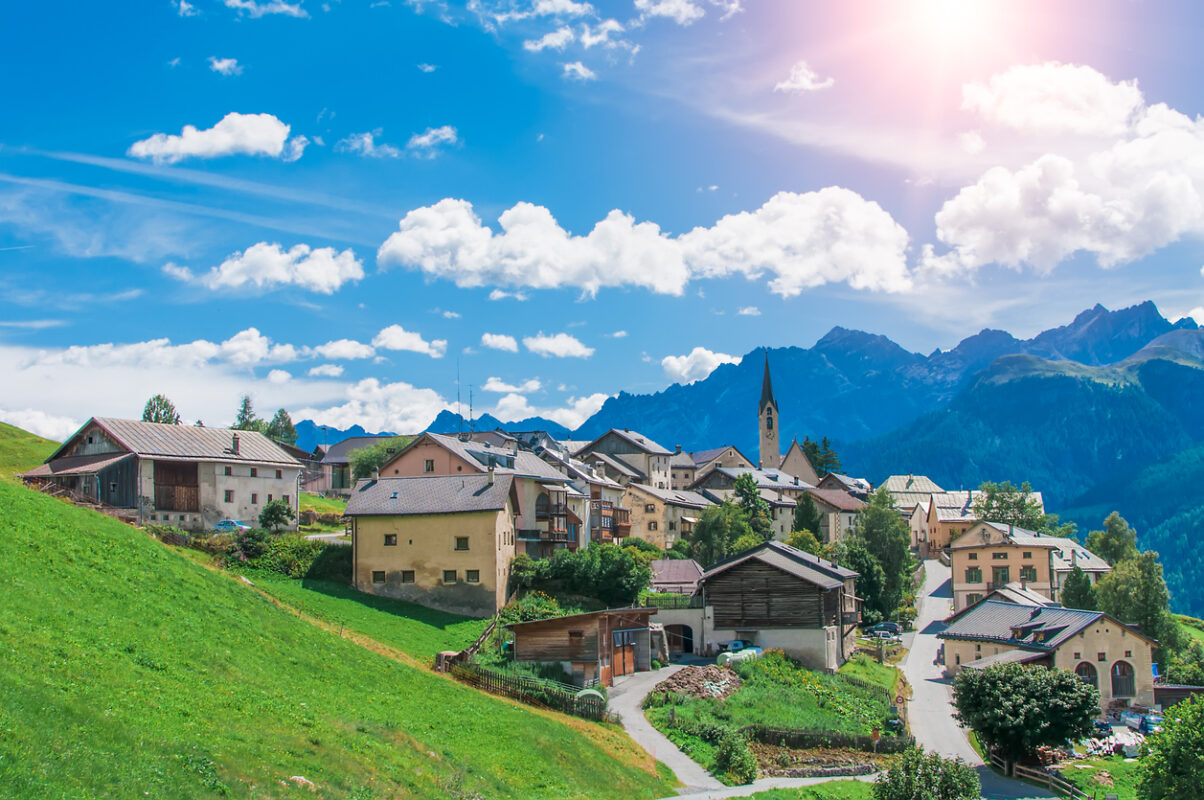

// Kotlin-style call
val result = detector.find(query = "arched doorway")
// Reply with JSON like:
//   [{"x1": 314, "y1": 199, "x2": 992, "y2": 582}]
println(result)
[
  {"x1": 1075, "y1": 662, "x2": 1098, "y2": 689},
  {"x1": 664, "y1": 624, "x2": 694, "y2": 654},
  {"x1": 1111, "y1": 661, "x2": 1135, "y2": 698}
]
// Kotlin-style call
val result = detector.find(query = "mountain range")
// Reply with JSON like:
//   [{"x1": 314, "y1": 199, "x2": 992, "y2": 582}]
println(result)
[{"x1": 294, "y1": 301, "x2": 1204, "y2": 614}]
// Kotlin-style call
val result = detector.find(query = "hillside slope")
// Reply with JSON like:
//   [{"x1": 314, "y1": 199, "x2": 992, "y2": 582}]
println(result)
[
  {"x1": 0, "y1": 419, "x2": 57, "y2": 481},
  {"x1": 0, "y1": 478, "x2": 673, "y2": 799}
]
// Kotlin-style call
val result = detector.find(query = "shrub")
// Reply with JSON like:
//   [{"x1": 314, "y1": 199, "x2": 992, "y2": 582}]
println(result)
[
  {"x1": 713, "y1": 730, "x2": 757, "y2": 785},
  {"x1": 258, "y1": 499, "x2": 296, "y2": 531},
  {"x1": 229, "y1": 533, "x2": 351, "y2": 581},
  {"x1": 226, "y1": 528, "x2": 270, "y2": 562},
  {"x1": 499, "y1": 591, "x2": 571, "y2": 624},
  {"x1": 873, "y1": 748, "x2": 979, "y2": 800},
  {"x1": 1138, "y1": 696, "x2": 1204, "y2": 800},
  {"x1": 318, "y1": 512, "x2": 344, "y2": 526}
]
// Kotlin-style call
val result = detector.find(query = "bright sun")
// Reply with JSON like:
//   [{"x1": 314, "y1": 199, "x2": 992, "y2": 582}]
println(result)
[{"x1": 909, "y1": 0, "x2": 999, "y2": 49}]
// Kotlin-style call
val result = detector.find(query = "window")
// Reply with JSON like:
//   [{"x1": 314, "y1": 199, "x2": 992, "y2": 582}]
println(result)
[
  {"x1": 1020, "y1": 566, "x2": 1038, "y2": 582},
  {"x1": 455, "y1": 536, "x2": 469, "y2": 551},
  {"x1": 1073, "y1": 652, "x2": 1081, "y2": 659},
  {"x1": 267, "y1": 494, "x2": 273, "y2": 502},
  {"x1": 766, "y1": 414, "x2": 773, "y2": 430},
  {"x1": 276, "y1": 469, "x2": 283, "y2": 479},
  {"x1": 443, "y1": 570, "x2": 458, "y2": 583},
  {"x1": 223, "y1": 466, "x2": 233, "y2": 476},
  {"x1": 648, "y1": 521, "x2": 658, "y2": 531},
  {"x1": 384, "y1": 534, "x2": 397, "y2": 546},
  {"x1": 251, "y1": 493, "x2": 258, "y2": 504},
  {"x1": 1022, "y1": 551, "x2": 1032, "y2": 559},
  {"x1": 992, "y1": 552, "x2": 1008, "y2": 560},
  {"x1": 1076, "y1": 662, "x2": 1098, "y2": 688},
  {"x1": 968, "y1": 553, "x2": 978, "y2": 560},
  {"x1": 372, "y1": 571, "x2": 386, "y2": 584},
  {"x1": 283, "y1": 495, "x2": 289, "y2": 504},
  {"x1": 992, "y1": 566, "x2": 1010, "y2": 585},
  {"x1": 250, "y1": 467, "x2": 258, "y2": 478},
  {"x1": 966, "y1": 593, "x2": 982, "y2": 606},
  {"x1": 224, "y1": 489, "x2": 234, "y2": 503},
  {"x1": 401, "y1": 570, "x2": 415, "y2": 583},
  {"x1": 1097, "y1": 652, "x2": 1107, "y2": 662},
  {"x1": 466, "y1": 570, "x2": 480, "y2": 583},
  {"x1": 645, "y1": 504, "x2": 655, "y2": 513},
  {"x1": 424, "y1": 459, "x2": 435, "y2": 473},
  {"x1": 965, "y1": 567, "x2": 983, "y2": 583},
  {"x1": 1125, "y1": 650, "x2": 1132, "y2": 658},
  {"x1": 87, "y1": 435, "x2": 94, "y2": 444},
  {"x1": 110, "y1": 482, "x2": 118, "y2": 493},
  {"x1": 668, "y1": 521, "x2": 676, "y2": 531}
]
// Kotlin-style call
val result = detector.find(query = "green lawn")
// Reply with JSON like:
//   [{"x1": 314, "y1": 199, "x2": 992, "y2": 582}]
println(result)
[
  {"x1": 839, "y1": 655, "x2": 902, "y2": 696},
  {"x1": 1177, "y1": 614, "x2": 1204, "y2": 645},
  {"x1": 0, "y1": 420, "x2": 57, "y2": 482},
  {"x1": 301, "y1": 492, "x2": 348, "y2": 515},
  {"x1": 744, "y1": 781, "x2": 874, "y2": 799},
  {"x1": 249, "y1": 573, "x2": 490, "y2": 660},
  {"x1": 0, "y1": 477, "x2": 675, "y2": 800},
  {"x1": 1054, "y1": 755, "x2": 1141, "y2": 800}
]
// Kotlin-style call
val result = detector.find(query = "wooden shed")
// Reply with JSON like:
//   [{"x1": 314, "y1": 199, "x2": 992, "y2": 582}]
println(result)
[{"x1": 506, "y1": 608, "x2": 657, "y2": 687}]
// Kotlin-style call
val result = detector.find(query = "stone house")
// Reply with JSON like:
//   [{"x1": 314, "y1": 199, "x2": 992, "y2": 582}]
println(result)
[
  {"x1": 575, "y1": 429, "x2": 673, "y2": 491},
  {"x1": 21, "y1": 417, "x2": 301, "y2": 531},
  {"x1": 622, "y1": 483, "x2": 711, "y2": 549},
  {"x1": 803, "y1": 488, "x2": 867, "y2": 544},
  {"x1": 670, "y1": 445, "x2": 756, "y2": 490}
]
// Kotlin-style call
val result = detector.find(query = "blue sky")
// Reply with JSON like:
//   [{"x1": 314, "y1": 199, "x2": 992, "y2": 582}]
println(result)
[{"x1": 3, "y1": 0, "x2": 1204, "y2": 439}]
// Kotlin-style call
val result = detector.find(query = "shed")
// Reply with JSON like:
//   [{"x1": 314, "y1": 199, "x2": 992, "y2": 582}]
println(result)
[{"x1": 506, "y1": 608, "x2": 657, "y2": 687}]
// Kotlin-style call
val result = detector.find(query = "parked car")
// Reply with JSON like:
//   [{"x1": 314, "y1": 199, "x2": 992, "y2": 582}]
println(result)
[
  {"x1": 868, "y1": 630, "x2": 901, "y2": 643},
  {"x1": 721, "y1": 640, "x2": 751, "y2": 652},
  {"x1": 1140, "y1": 714, "x2": 1164, "y2": 734},
  {"x1": 214, "y1": 519, "x2": 251, "y2": 533},
  {"x1": 865, "y1": 622, "x2": 902, "y2": 636}
]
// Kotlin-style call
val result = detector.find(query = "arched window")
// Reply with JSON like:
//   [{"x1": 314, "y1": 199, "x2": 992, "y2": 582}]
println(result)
[
  {"x1": 1111, "y1": 660, "x2": 1135, "y2": 698},
  {"x1": 766, "y1": 413, "x2": 774, "y2": 431},
  {"x1": 1075, "y1": 662, "x2": 1098, "y2": 689}
]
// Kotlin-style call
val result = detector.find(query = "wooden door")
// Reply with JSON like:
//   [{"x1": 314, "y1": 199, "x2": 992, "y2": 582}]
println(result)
[{"x1": 613, "y1": 630, "x2": 636, "y2": 676}]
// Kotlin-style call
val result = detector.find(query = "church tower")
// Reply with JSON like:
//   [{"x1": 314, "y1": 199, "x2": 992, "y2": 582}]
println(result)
[{"x1": 758, "y1": 354, "x2": 780, "y2": 469}]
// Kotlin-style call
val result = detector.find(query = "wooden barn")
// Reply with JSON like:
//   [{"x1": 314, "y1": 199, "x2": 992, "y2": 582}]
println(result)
[{"x1": 506, "y1": 608, "x2": 657, "y2": 687}]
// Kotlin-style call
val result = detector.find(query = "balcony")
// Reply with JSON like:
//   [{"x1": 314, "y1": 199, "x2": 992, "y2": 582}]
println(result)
[{"x1": 535, "y1": 502, "x2": 568, "y2": 521}]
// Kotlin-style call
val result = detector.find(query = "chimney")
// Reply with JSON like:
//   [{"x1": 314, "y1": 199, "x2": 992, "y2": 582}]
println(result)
[
  {"x1": 675, "y1": 444, "x2": 682, "y2": 454},
  {"x1": 370, "y1": 466, "x2": 380, "y2": 480},
  {"x1": 1071, "y1": 549, "x2": 1078, "y2": 567},
  {"x1": 231, "y1": 433, "x2": 240, "y2": 455},
  {"x1": 487, "y1": 465, "x2": 495, "y2": 486}
]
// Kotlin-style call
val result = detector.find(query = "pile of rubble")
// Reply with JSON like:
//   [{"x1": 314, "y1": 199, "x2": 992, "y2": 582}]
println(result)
[
  {"x1": 750, "y1": 743, "x2": 884, "y2": 778},
  {"x1": 652, "y1": 665, "x2": 742, "y2": 700}
]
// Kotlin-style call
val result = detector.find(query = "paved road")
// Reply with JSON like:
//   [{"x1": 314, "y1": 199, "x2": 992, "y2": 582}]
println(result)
[{"x1": 902, "y1": 559, "x2": 1054, "y2": 800}]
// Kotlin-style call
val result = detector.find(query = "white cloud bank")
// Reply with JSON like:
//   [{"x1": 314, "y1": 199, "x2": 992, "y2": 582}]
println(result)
[
  {"x1": 490, "y1": 391, "x2": 608, "y2": 429},
  {"x1": 372, "y1": 324, "x2": 447, "y2": 358},
  {"x1": 634, "y1": 0, "x2": 705, "y2": 26},
  {"x1": 0, "y1": 408, "x2": 81, "y2": 441},
  {"x1": 482, "y1": 376, "x2": 542, "y2": 393},
  {"x1": 223, "y1": 0, "x2": 308, "y2": 18},
  {"x1": 377, "y1": 189, "x2": 910, "y2": 298},
  {"x1": 523, "y1": 332, "x2": 594, "y2": 358},
  {"x1": 481, "y1": 333, "x2": 520, "y2": 352},
  {"x1": 661, "y1": 346, "x2": 738, "y2": 384},
  {"x1": 165, "y1": 242, "x2": 364, "y2": 294},
  {"x1": 128, "y1": 112, "x2": 308, "y2": 164}
]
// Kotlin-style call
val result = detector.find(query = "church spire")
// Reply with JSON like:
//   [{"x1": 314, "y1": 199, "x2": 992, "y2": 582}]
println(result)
[{"x1": 760, "y1": 352, "x2": 778, "y2": 411}]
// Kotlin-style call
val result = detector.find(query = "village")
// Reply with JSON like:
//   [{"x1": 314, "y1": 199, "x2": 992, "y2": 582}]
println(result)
[{"x1": 17, "y1": 358, "x2": 1201, "y2": 800}]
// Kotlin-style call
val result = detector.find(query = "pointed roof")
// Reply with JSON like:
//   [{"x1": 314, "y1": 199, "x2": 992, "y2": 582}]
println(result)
[{"x1": 760, "y1": 353, "x2": 778, "y2": 411}]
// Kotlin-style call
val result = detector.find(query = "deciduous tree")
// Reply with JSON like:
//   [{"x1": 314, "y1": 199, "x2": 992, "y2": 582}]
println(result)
[
  {"x1": 733, "y1": 473, "x2": 773, "y2": 541},
  {"x1": 849, "y1": 488, "x2": 911, "y2": 616},
  {"x1": 1086, "y1": 511, "x2": 1139, "y2": 566},
  {"x1": 1096, "y1": 550, "x2": 1179, "y2": 646},
  {"x1": 872, "y1": 748, "x2": 980, "y2": 800},
  {"x1": 258, "y1": 499, "x2": 297, "y2": 531},
  {"x1": 691, "y1": 502, "x2": 752, "y2": 567},
  {"x1": 349, "y1": 437, "x2": 410, "y2": 481},
  {"x1": 785, "y1": 529, "x2": 823, "y2": 556},
  {"x1": 971, "y1": 480, "x2": 1045, "y2": 530},
  {"x1": 1138, "y1": 696, "x2": 1204, "y2": 800},
  {"x1": 142, "y1": 394, "x2": 181, "y2": 425}
]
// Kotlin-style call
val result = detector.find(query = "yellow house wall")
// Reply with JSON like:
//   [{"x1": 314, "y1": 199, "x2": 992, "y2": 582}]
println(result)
[
  {"x1": 352, "y1": 508, "x2": 513, "y2": 617},
  {"x1": 951, "y1": 542, "x2": 1055, "y2": 612}
]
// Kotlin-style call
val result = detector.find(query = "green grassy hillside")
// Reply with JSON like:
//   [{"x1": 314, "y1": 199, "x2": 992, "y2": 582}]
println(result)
[
  {"x1": 0, "y1": 477, "x2": 674, "y2": 799},
  {"x1": 0, "y1": 419, "x2": 57, "y2": 481}
]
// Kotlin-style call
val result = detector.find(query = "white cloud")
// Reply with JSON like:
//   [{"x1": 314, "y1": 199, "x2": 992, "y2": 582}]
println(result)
[
  {"x1": 336, "y1": 131, "x2": 402, "y2": 159},
  {"x1": 710, "y1": 0, "x2": 741, "y2": 20},
  {"x1": 481, "y1": 332, "x2": 519, "y2": 352},
  {"x1": 926, "y1": 63, "x2": 1204, "y2": 274},
  {"x1": 1180, "y1": 306, "x2": 1204, "y2": 326},
  {"x1": 562, "y1": 61, "x2": 596, "y2": 81},
  {"x1": 314, "y1": 339, "x2": 376, "y2": 360},
  {"x1": 166, "y1": 242, "x2": 364, "y2": 294},
  {"x1": 523, "y1": 332, "x2": 594, "y2": 358},
  {"x1": 177, "y1": 0, "x2": 199, "y2": 17},
  {"x1": 533, "y1": 0, "x2": 593, "y2": 15},
  {"x1": 489, "y1": 391, "x2": 608, "y2": 429},
  {"x1": 308, "y1": 363, "x2": 344, "y2": 377},
  {"x1": 267, "y1": 368, "x2": 292, "y2": 384},
  {"x1": 168, "y1": 57, "x2": 182, "y2": 67},
  {"x1": 524, "y1": 26, "x2": 575, "y2": 51},
  {"x1": 378, "y1": 189, "x2": 910, "y2": 298},
  {"x1": 223, "y1": 0, "x2": 309, "y2": 18},
  {"x1": 406, "y1": 125, "x2": 459, "y2": 156},
  {"x1": 0, "y1": 408, "x2": 80, "y2": 441},
  {"x1": 128, "y1": 112, "x2": 307, "y2": 164},
  {"x1": 294, "y1": 378, "x2": 447, "y2": 433},
  {"x1": 488, "y1": 289, "x2": 529, "y2": 301},
  {"x1": 962, "y1": 62, "x2": 1143, "y2": 138},
  {"x1": 635, "y1": 0, "x2": 704, "y2": 25},
  {"x1": 958, "y1": 131, "x2": 986, "y2": 155},
  {"x1": 580, "y1": 19, "x2": 624, "y2": 48},
  {"x1": 36, "y1": 328, "x2": 299, "y2": 371},
  {"x1": 609, "y1": 330, "x2": 627, "y2": 338},
  {"x1": 661, "y1": 346, "x2": 738, "y2": 384},
  {"x1": 482, "y1": 376, "x2": 542, "y2": 393},
  {"x1": 417, "y1": 63, "x2": 437, "y2": 72},
  {"x1": 208, "y1": 57, "x2": 243, "y2": 76},
  {"x1": 737, "y1": 305, "x2": 760, "y2": 316},
  {"x1": 441, "y1": 310, "x2": 461, "y2": 318},
  {"x1": 372, "y1": 324, "x2": 447, "y2": 358},
  {"x1": 774, "y1": 60, "x2": 834, "y2": 93}
]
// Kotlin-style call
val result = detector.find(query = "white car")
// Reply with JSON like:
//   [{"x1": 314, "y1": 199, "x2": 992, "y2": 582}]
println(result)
[{"x1": 214, "y1": 519, "x2": 251, "y2": 533}]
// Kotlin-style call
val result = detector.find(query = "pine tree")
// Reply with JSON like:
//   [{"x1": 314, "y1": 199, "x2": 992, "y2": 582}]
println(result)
[
  {"x1": 141, "y1": 394, "x2": 181, "y2": 425},
  {"x1": 266, "y1": 408, "x2": 298, "y2": 445},
  {"x1": 819, "y1": 436, "x2": 841, "y2": 474},
  {"x1": 1060, "y1": 565, "x2": 1097, "y2": 610},
  {"x1": 793, "y1": 492, "x2": 824, "y2": 538},
  {"x1": 233, "y1": 395, "x2": 262, "y2": 432}
]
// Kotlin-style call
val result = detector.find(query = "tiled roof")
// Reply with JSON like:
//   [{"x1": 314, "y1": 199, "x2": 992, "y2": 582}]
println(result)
[
  {"x1": 881, "y1": 474, "x2": 945, "y2": 494},
  {"x1": 704, "y1": 540, "x2": 858, "y2": 589},
  {"x1": 710, "y1": 467, "x2": 813, "y2": 491},
  {"x1": 21, "y1": 451, "x2": 134, "y2": 477},
  {"x1": 940, "y1": 599, "x2": 1106, "y2": 650},
  {"x1": 691, "y1": 446, "x2": 738, "y2": 466},
  {"x1": 650, "y1": 558, "x2": 704, "y2": 588},
  {"x1": 806, "y1": 488, "x2": 867, "y2": 512},
  {"x1": 538, "y1": 449, "x2": 623, "y2": 489},
  {"x1": 1046, "y1": 537, "x2": 1112, "y2": 573},
  {"x1": 413, "y1": 432, "x2": 570, "y2": 482},
  {"x1": 49, "y1": 418, "x2": 300, "y2": 467},
  {"x1": 629, "y1": 483, "x2": 712, "y2": 509},
  {"x1": 584, "y1": 428, "x2": 673, "y2": 456},
  {"x1": 961, "y1": 649, "x2": 1048, "y2": 670},
  {"x1": 587, "y1": 452, "x2": 645, "y2": 479},
  {"x1": 321, "y1": 435, "x2": 399, "y2": 465},
  {"x1": 669, "y1": 451, "x2": 696, "y2": 468},
  {"x1": 345, "y1": 473, "x2": 515, "y2": 516}
]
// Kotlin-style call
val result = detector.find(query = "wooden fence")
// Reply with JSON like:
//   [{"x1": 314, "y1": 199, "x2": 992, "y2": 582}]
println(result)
[
  {"x1": 741, "y1": 725, "x2": 914, "y2": 754},
  {"x1": 448, "y1": 663, "x2": 610, "y2": 722},
  {"x1": 989, "y1": 753, "x2": 1091, "y2": 799}
]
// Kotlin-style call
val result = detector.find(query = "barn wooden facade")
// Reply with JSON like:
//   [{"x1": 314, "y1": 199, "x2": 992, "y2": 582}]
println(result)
[{"x1": 506, "y1": 608, "x2": 657, "y2": 687}]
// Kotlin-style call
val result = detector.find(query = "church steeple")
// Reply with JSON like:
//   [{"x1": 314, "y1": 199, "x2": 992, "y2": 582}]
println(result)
[{"x1": 758, "y1": 352, "x2": 780, "y2": 469}]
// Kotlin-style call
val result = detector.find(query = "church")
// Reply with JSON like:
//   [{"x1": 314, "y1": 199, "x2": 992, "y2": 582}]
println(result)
[{"x1": 757, "y1": 355, "x2": 821, "y2": 486}]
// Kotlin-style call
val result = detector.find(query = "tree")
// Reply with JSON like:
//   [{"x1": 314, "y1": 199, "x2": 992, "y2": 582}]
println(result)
[
  {"x1": 142, "y1": 394, "x2": 181, "y2": 425},
  {"x1": 265, "y1": 408, "x2": 298, "y2": 445},
  {"x1": 785, "y1": 529, "x2": 823, "y2": 556},
  {"x1": 1138, "y1": 696, "x2": 1204, "y2": 800},
  {"x1": 733, "y1": 473, "x2": 773, "y2": 541},
  {"x1": 1086, "y1": 511, "x2": 1139, "y2": 566},
  {"x1": 872, "y1": 748, "x2": 980, "y2": 800},
  {"x1": 349, "y1": 437, "x2": 411, "y2": 481},
  {"x1": 953, "y1": 663, "x2": 1098, "y2": 761},
  {"x1": 838, "y1": 539, "x2": 889, "y2": 624},
  {"x1": 1096, "y1": 550, "x2": 1179, "y2": 646},
  {"x1": 258, "y1": 499, "x2": 297, "y2": 531},
  {"x1": 691, "y1": 502, "x2": 752, "y2": 567},
  {"x1": 793, "y1": 492, "x2": 824, "y2": 539},
  {"x1": 819, "y1": 436, "x2": 841, "y2": 474},
  {"x1": 1060, "y1": 565, "x2": 1097, "y2": 610},
  {"x1": 730, "y1": 532, "x2": 764, "y2": 555},
  {"x1": 511, "y1": 543, "x2": 652, "y2": 607},
  {"x1": 849, "y1": 488, "x2": 912, "y2": 617},
  {"x1": 971, "y1": 480, "x2": 1045, "y2": 530},
  {"x1": 232, "y1": 395, "x2": 264, "y2": 432}
]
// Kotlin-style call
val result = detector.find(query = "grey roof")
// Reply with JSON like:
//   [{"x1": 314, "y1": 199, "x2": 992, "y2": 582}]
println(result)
[
  {"x1": 345, "y1": 473, "x2": 515, "y2": 516},
  {"x1": 703, "y1": 540, "x2": 858, "y2": 590},
  {"x1": 669, "y1": 450, "x2": 696, "y2": 468},
  {"x1": 629, "y1": 483, "x2": 712, "y2": 509},
  {"x1": 588, "y1": 452, "x2": 645, "y2": 479},
  {"x1": 1046, "y1": 537, "x2": 1112, "y2": 574},
  {"x1": 940, "y1": 599, "x2": 1109, "y2": 651},
  {"x1": 409, "y1": 432, "x2": 570, "y2": 482},
  {"x1": 581, "y1": 428, "x2": 672, "y2": 456},
  {"x1": 823, "y1": 473, "x2": 872, "y2": 493},
  {"x1": 951, "y1": 521, "x2": 1061, "y2": 551},
  {"x1": 961, "y1": 649, "x2": 1048, "y2": 669},
  {"x1": 806, "y1": 488, "x2": 868, "y2": 512},
  {"x1": 321, "y1": 435, "x2": 398, "y2": 465},
  {"x1": 691, "y1": 445, "x2": 751, "y2": 467},
  {"x1": 48, "y1": 417, "x2": 300, "y2": 467},
  {"x1": 701, "y1": 487, "x2": 796, "y2": 508},
  {"x1": 22, "y1": 451, "x2": 134, "y2": 477},
  {"x1": 650, "y1": 559, "x2": 704, "y2": 588},
  {"x1": 538, "y1": 448, "x2": 623, "y2": 489},
  {"x1": 708, "y1": 466, "x2": 813, "y2": 491},
  {"x1": 985, "y1": 582, "x2": 1058, "y2": 607},
  {"x1": 933, "y1": 490, "x2": 1045, "y2": 523},
  {"x1": 881, "y1": 474, "x2": 945, "y2": 494}
]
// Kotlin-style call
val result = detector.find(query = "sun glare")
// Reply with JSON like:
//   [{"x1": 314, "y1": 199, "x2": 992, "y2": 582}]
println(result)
[{"x1": 911, "y1": 0, "x2": 997, "y2": 47}]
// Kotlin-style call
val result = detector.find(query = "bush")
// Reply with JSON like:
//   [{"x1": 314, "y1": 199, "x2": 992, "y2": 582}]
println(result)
[
  {"x1": 507, "y1": 544, "x2": 651, "y2": 607},
  {"x1": 1138, "y1": 696, "x2": 1204, "y2": 800},
  {"x1": 873, "y1": 748, "x2": 979, "y2": 800},
  {"x1": 499, "y1": 591, "x2": 574, "y2": 624},
  {"x1": 258, "y1": 499, "x2": 296, "y2": 531},
  {"x1": 713, "y1": 730, "x2": 757, "y2": 785},
  {"x1": 226, "y1": 528, "x2": 270, "y2": 562},
  {"x1": 228, "y1": 533, "x2": 351, "y2": 581}
]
